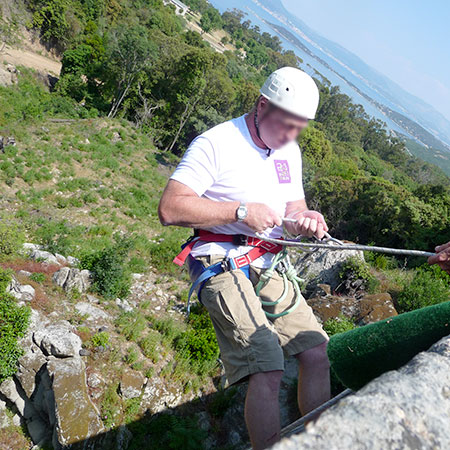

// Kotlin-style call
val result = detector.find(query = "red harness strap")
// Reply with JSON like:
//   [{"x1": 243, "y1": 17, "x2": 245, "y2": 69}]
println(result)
[{"x1": 173, "y1": 230, "x2": 283, "y2": 267}]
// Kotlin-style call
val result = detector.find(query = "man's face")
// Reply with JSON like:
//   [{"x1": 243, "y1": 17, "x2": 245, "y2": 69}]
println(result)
[{"x1": 258, "y1": 98, "x2": 309, "y2": 149}]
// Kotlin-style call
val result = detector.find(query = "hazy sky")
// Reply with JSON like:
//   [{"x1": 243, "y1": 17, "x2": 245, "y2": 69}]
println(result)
[{"x1": 281, "y1": 0, "x2": 450, "y2": 122}]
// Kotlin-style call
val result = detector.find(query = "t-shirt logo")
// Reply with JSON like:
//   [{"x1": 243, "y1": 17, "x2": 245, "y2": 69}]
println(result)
[{"x1": 274, "y1": 160, "x2": 291, "y2": 183}]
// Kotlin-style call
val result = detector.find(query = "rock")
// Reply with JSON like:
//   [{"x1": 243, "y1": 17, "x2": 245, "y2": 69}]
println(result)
[
  {"x1": 116, "y1": 424, "x2": 132, "y2": 450},
  {"x1": 357, "y1": 293, "x2": 398, "y2": 325},
  {"x1": 6, "y1": 276, "x2": 35, "y2": 301},
  {"x1": 87, "y1": 373, "x2": 103, "y2": 389},
  {"x1": 119, "y1": 369, "x2": 145, "y2": 400},
  {"x1": 54, "y1": 253, "x2": 67, "y2": 265},
  {"x1": 52, "y1": 267, "x2": 91, "y2": 293},
  {"x1": 307, "y1": 292, "x2": 397, "y2": 325},
  {"x1": 132, "y1": 273, "x2": 144, "y2": 280},
  {"x1": 18, "y1": 270, "x2": 32, "y2": 277},
  {"x1": 79, "y1": 349, "x2": 91, "y2": 357},
  {"x1": 74, "y1": 302, "x2": 110, "y2": 322},
  {"x1": 142, "y1": 379, "x2": 183, "y2": 413},
  {"x1": 26, "y1": 415, "x2": 48, "y2": 445},
  {"x1": 273, "y1": 334, "x2": 450, "y2": 450},
  {"x1": 47, "y1": 356, "x2": 104, "y2": 448},
  {"x1": 0, "y1": 65, "x2": 17, "y2": 86},
  {"x1": 34, "y1": 322, "x2": 82, "y2": 358},
  {"x1": 22, "y1": 243, "x2": 43, "y2": 255},
  {"x1": 116, "y1": 298, "x2": 133, "y2": 313},
  {"x1": 67, "y1": 255, "x2": 80, "y2": 267},
  {"x1": 111, "y1": 131, "x2": 121, "y2": 143},
  {"x1": 86, "y1": 294, "x2": 100, "y2": 304},
  {"x1": 295, "y1": 246, "x2": 364, "y2": 296},
  {"x1": 30, "y1": 249, "x2": 60, "y2": 266},
  {"x1": 16, "y1": 345, "x2": 47, "y2": 398}
]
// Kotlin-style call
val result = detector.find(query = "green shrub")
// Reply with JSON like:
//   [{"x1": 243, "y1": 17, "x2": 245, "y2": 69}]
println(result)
[
  {"x1": 323, "y1": 314, "x2": 356, "y2": 336},
  {"x1": 124, "y1": 346, "x2": 139, "y2": 365},
  {"x1": 0, "y1": 215, "x2": 25, "y2": 259},
  {"x1": 397, "y1": 264, "x2": 450, "y2": 313},
  {"x1": 115, "y1": 311, "x2": 147, "y2": 342},
  {"x1": 91, "y1": 331, "x2": 110, "y2": 348},
  {"x1": 81, "y1": 234, "x2": 134, "y2": 299},
  {"x1": 29, "y1": 272, "x2": 46, "y2": 283},
  {"x1": 0, "y1": 268, "x2": 31, "y2": 383},
  {"x1": 209, "y1": 386, "x2": 238, "y2": 418},
  {"x1": 175, "y1": 305, "x2": 219, "y2": 364},
  {"x1": 339, "y1": 256, "x2": 380, "y2": 293},
  {"x1": 139, "y1": 332, "x2": 160, "y2": 363}
]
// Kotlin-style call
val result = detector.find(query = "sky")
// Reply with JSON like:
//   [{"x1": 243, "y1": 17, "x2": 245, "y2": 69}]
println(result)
[{"x1": 281, "y1": 0, "x2": 450, "y2": 122}]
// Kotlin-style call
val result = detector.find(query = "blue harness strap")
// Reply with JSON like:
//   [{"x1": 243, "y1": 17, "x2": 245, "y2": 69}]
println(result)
[{"x1": 187, "y1": 258, "x2": 251, "y2": 314}]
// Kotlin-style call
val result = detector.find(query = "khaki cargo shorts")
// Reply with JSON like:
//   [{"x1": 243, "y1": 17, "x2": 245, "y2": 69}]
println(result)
[{"x1": 193, "y1": 254, "x2": 329, "y2": 387}]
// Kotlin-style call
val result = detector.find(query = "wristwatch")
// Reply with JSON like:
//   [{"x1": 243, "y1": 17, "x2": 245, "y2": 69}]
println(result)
[{"x1": 236, "y1": 203, "x2": 248, "y2": 222}]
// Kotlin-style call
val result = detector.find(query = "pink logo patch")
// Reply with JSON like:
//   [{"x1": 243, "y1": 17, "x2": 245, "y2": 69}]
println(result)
[{"x1": 274, "y1": 160, "x2": 291, "y2": 183}]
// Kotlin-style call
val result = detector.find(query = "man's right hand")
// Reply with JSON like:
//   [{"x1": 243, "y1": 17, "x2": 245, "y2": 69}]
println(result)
[
  {"x1": 428, "y1": 242, "x2": 450, "y2": 274},
  {"x1": 243, "y1": 203, "x2": 282, "y2": 233}
]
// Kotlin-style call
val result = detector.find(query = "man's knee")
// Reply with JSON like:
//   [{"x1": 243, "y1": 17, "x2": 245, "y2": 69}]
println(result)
[
  {"x1": 295, "y1": 341, "x2": 330, "y2": 370},
  {"x1": 248, "y1": 370, "x2": 284, "y2": 395}
]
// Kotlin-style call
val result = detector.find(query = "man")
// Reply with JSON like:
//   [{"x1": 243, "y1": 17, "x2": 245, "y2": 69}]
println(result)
[
  {"x1": 159, "y1": 67, "x2": 330, "y2": 449},
  {"x1": 428, "y1": 242, "x2": 450, "y2": 274}
]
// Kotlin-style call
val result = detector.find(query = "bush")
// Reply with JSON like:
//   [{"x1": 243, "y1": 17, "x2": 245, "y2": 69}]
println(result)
[
  {"x1": 91, "y1": 331, "x2": 110, "y2": 348},
  {"x1": 175, "y1": 305, "x2": 219, "y2": 364},
  {"x1": 0, "y1": 268, "x2": 31, "y2": 383},
  {"x1": 397, "y1": 264, "x2": 450, "y2": 313},
  {"x1": 139, "y1": 332, "x2": 160, "y2": 363},
  {"x1": 81, "y1": 234, "x2": 134, "y2": 299},
  {"x1": 339, "y1": 256, "x2": 379, "y2": 293},
  {"x1": 115, "y1": 311, "x2": 147, "y2": 342},
  {"x1": 323, "y1": 314, "x2": 356, "y2": 336},
  {"x1": 0, "y1": 215, "x2": 25, "y2": 259}
]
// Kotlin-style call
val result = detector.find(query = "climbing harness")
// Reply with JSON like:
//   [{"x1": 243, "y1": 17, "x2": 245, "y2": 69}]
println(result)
[{"x1": 174, "y1": 219, "x2": 435, "y2": 318}]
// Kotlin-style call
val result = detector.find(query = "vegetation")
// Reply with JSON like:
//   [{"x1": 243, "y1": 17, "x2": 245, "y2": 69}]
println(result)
[
  {"x1": 0, "y1": 268, "x2": 31, "y2": 383},
  {"x1": 323, "y1": 314, "x2": 357, "y2": 336}
]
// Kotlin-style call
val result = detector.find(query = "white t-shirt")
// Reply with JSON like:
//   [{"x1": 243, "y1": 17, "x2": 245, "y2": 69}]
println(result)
[{"x1": 170, "y1": 114, "x2": 305, "y2": 268}]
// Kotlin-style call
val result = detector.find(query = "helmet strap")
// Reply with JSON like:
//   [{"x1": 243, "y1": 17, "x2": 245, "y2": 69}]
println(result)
[{"x1": 254, "y1": 106, "x2": 273, "y2": 156}]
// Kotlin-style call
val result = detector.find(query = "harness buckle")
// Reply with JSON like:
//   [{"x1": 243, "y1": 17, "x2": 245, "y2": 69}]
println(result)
[
  {"x1": 221, "y1": 258, "x2": 232, "y2": 272},
  {"x1": 232, "y1": 234, "x2": 248, "y2": 246}
]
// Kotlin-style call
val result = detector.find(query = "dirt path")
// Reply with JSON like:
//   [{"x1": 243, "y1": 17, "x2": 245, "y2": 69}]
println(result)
[{"x1": 2, "y1": 46, "x2": 61, "y2": 76}]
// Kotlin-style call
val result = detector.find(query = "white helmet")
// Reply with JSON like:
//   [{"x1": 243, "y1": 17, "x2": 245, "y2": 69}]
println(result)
[{"x1": 260, "y1": 67, "x2": 320, "y2": 120}]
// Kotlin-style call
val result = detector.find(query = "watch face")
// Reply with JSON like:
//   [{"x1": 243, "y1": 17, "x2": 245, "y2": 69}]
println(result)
[{"x1": 237, "y1": 205, "x2": 247, "y2": 220}]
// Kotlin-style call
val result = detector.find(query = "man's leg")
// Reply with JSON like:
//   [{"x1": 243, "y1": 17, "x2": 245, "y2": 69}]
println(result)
[
  {"x1": 245, "y1": 370, "x2": 284, "y2": 450},
  {"x1": 295, "y1": 341, "x2": 331, "y2": 416}
]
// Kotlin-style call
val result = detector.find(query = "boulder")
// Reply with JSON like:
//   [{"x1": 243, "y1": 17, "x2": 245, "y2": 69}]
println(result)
[
  {"x1": 30, "y1": 249, "x2": 60, "y2": 266},
  {"x1": 34, "y1": 322, "x2": 82, "y2": 358},
  {"x1": 273, "y1": 335, "x2": 450, "y2": 450},
  {"x1": 119, "y1": 369, "x2": 145, "y2": 400},
  {"x1": 47, "y1": 356, "x2": 104, "y2": 448},
  {"x1": 307, "y1": 291, "x2": 397, "y2": 325},
  {"x1": 74, "y1": 302, "x2": 110, "y2": 322},
  {"x1": 294, "y1": 246, "x2": 364, "y2": 296},
  {"x1": 6, "y1": 276, "x2": 35, "y2": 301},
  {"x1": 52, "y1": 267, "x2": 91, "y2": 293}
]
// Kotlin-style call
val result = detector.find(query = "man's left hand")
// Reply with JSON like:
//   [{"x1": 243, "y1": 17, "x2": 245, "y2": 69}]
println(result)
[
  {"x1": 285, "y1": 210, "x2": 329, "y2": 239},
  {"x1": 428, "y1": 242, "x2": 450, "y2": 275}
]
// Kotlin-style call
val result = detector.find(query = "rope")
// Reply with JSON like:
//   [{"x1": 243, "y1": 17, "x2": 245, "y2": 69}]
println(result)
[
  {"x1": 255, "y1": 221, "x2": 435, "y2": 258},
  {"x1": 255, "y1": 248, "x2": 305, "y2": 318}
]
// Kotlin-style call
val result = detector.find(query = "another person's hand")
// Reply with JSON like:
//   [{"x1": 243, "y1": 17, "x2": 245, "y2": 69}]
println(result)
[
  {"x1": 428, "y1": 242, "x2": 450, "y2": 274},
  {"x1": 243, "y1": 203, "x2": 282, "y2": 233},
  {"x1": 285, "y1": 210, "x2": 329, "y2": 239}
]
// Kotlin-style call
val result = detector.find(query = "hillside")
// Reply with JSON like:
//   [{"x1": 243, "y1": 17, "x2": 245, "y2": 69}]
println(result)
[{"x1": 0, "y1": 0, "x2": 450, "y2": 448}]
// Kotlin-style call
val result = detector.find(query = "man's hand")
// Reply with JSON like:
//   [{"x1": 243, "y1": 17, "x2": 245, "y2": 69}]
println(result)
[
  {"x1": 243, "y1": 202, "x2": 282, "y2": 233},
  {"x1": 428, "y1": 242, "x2": 450, "y2": 275},
  {"x1": 285, "y1": 210, "x2": 329, "y2": 239}
]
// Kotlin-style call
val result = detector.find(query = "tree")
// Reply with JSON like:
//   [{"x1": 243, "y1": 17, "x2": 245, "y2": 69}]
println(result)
[
  {"x1": 200, "y1": 7, "x2": 222, "y2": 34},
  {"x1": 104, "y1": 24, "x2": 156, "y2": 118}
]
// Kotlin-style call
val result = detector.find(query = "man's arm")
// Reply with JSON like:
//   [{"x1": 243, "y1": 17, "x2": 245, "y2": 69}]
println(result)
[
  {"x1": 428, "y1": 242, "x2": 450, "y2": 274},
  {"x1": 158, "y1": 179, "x2": 282, "y2": 232},
  {"x1": 284, "y1": 199, "x2": 329, "y2": 239}
]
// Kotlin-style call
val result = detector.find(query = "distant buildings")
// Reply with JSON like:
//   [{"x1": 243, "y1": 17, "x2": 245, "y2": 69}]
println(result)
[{"x1": 162, "y1": 0, "x2": 189, "y2": 16}]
